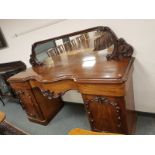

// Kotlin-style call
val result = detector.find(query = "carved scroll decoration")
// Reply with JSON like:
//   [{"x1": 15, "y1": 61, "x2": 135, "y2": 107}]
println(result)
[
  {"x1": 40, "y1": 89, "x2": 65, "y2": 100},
  {"x1": 85, "y1": 96, "x2": 122, "y2": 130},
  {"x1": 29, "y1": 49, "x2": 43, "y2": 67},
  {"x1": 106, "y1": 38, "x2": 133, "y2": 60},
  {"x1": 93, "y1": 30, "x2": 133, "y2": 61}
]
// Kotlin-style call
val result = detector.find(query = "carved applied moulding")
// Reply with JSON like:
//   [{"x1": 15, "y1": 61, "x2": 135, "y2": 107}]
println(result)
[
  {"x1": 16, "y1": 87, "x2": 66, "y2": 100},
  {"x1": 39, "y1": 88, "x2": 67, "y2": 100},
  {"x1": 29, "y1": 51, "x2": 42, "y2": 67},
  {"x1": 84, "y1": 96, "x2": 122, "y2": 131},
  {"x1": 106, "y1": 38, "x2": 133, "y2": 60}
]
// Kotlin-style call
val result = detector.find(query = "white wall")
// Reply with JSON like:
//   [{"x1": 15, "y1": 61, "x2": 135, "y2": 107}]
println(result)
[{"x1": 0, "y1": 19, "x2": 155, "y2": 113}]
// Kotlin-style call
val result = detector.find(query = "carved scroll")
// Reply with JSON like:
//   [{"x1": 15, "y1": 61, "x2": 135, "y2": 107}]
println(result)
[
  {"x1": 106, "y1": 38, "x2": 134, "y2": 60},
  {"x1": 40, "y1": 89, "x2": 64, "y2": 100},
  {"x1": 29, "y1": 51, "x2": 43, "y2": 67},
  {"x1": 93, "y1": 29, "x2": 133, "y2": 60}
]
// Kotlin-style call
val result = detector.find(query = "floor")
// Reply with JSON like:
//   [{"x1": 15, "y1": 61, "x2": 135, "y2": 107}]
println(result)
[
  {"x1": 135, "y1": 112, "x2": 155, "y2": 134},
  {"x1": 0, "y1": 99, "x2": 90, "y2": 135},
  {"x1": 0, "y1": 98, "x2": 155, "y2": 135}
]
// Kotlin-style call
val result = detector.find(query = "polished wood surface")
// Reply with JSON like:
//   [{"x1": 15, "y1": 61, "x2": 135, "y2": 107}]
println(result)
[
  {"x1": 0, "y1": 112, "x2": 6, "y2": 123},
  {"x1": 8, "y1": 51, "x2": 136, "y2": 134},
  {"x1": 9, "y1": 50, "x2": 134, "y2": 83},
  {"x1": 10, "y1": 81, "x2": 63, "y2": 125},
  {"x1": 8, "y1": 26, "x2": 136, "y2": 134},
  {"x1": 68, "y1": 128, "x2": 120, "y2": 135}
]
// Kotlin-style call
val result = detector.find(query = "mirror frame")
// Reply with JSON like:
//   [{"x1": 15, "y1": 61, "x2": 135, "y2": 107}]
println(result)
[{"x1": 29, "y1": 26, "x2": 133, "y2": 67}]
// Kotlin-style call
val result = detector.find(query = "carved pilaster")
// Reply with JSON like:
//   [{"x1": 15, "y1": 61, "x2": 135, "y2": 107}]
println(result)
[{"x1": 84, "y1": 99, "x2": 95, "y2": 130}]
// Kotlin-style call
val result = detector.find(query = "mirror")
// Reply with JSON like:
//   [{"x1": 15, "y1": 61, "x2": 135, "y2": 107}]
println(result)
[{"x1": 30, "y1": 26, "x2": 118, "y2": 67}]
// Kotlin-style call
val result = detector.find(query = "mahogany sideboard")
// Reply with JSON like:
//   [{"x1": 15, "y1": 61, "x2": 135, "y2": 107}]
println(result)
[{"x1": 8, "y1": 26, "x2": 136, "y2": 134}]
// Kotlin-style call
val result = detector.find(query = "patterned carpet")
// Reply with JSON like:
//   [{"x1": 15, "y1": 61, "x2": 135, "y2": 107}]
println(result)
[{"x1": 0, "y1": 121, "x2": 28, "y2": 135}]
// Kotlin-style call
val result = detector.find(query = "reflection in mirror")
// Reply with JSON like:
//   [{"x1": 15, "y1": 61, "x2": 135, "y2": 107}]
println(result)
[
  {"x1": 30, "y1": 26, "x2": 134, "y2": 67},
  {"x1": 34, "y1": 40, "x2": 56, "y2": 62},
  {"x1": 32, "y1": 27, "x2": 117, "y2": 66},
  {"x1": 94, "y1": 31, "x2": 116, "y2": 51},
  {"x1": 96, "y1": 44, "x2": 114, "y2": 56}
]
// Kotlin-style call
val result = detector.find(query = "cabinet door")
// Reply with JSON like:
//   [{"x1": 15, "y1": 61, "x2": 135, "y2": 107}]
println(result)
[
  {"x1": 31, "y1": 87, "x2": 63, "y2": 121},
  {"x1": 17, "y1": 89, "x2": 44, "y2": 120},
  {"x1": 82, "y1": 95, "x2": 126, "y2": 133}
]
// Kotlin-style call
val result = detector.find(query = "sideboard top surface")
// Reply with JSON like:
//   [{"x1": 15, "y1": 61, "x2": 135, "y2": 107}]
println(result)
[{"x1": 8, "y1": 50, "x2": 134, "y2": 84}]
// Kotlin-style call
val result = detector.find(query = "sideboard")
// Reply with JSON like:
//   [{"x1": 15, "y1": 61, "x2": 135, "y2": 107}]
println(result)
[{"x1": 8, "y1": 26, "x2": 136, "y2": 134}]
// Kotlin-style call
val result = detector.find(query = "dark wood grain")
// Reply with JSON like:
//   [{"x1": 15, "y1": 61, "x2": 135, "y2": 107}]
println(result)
[
  {"x1": 8, "y1": 26, "x2": 136, "y2": 134},
  {"x1": 9, "y1": 51, "x2": 134, "y2": 84},
  {"x1": 8, "y1": 53, "x2": 136, "y2": 134},
  {"x1": 10, "y1": 81, "x2": 63, "y2": 125}
]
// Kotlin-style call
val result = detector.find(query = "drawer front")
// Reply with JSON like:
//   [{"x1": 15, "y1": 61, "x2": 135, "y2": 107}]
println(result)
[
  {"x1": 30, "y1": 79, "x2": 77, "y2": 94},
  {"x1": 78, "y1": 83, "x2": 125, "y2": 97},
  {"x1": 10, "y1": 82, "x2": 31, "y2": 90}
]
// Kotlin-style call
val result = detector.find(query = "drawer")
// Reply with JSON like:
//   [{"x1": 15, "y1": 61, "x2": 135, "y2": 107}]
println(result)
[{"x1": 78, "y1": 83, "x2": 125, "y2": 97}]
